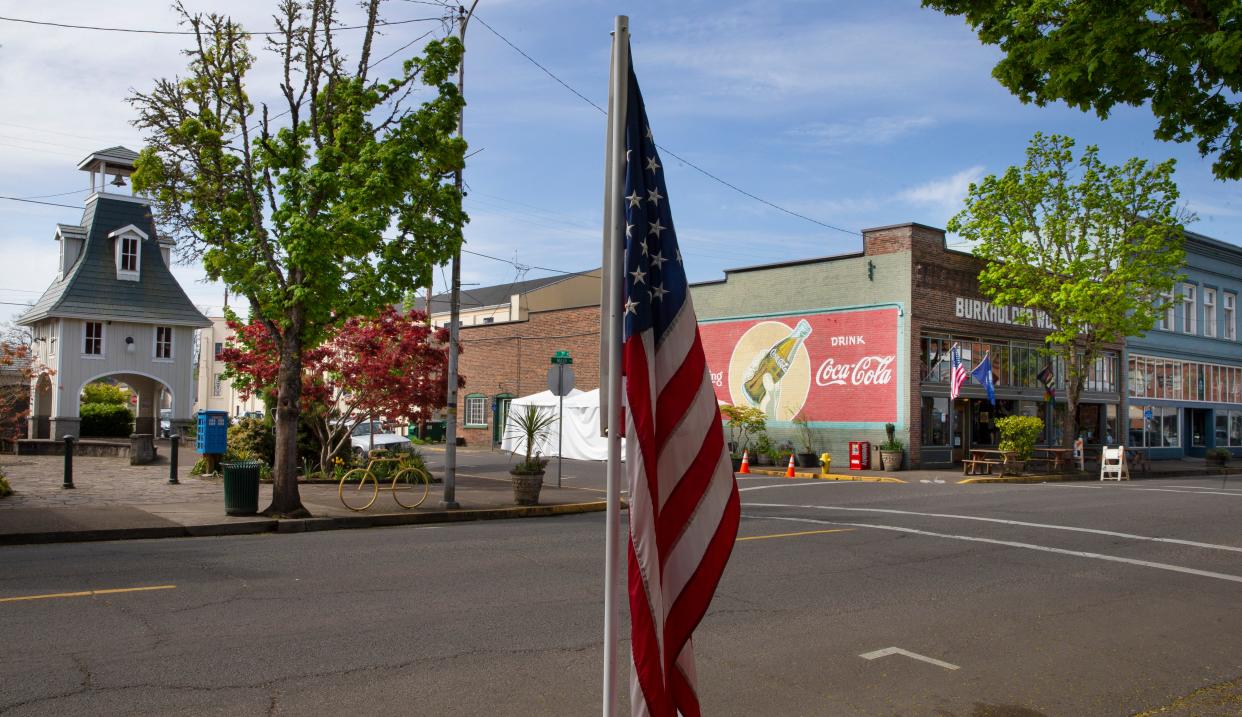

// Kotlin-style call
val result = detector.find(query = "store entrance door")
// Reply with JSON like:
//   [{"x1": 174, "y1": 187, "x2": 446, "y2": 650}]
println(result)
[
  {"x1": 492, "y1": 395, "x2": 513, "y2": 446},
  {"x1": 951, "y1": 399, "x2": 967, "y2": 463},
  {"x1": 1186, "y1": 408, "x2": 1209, "y2": 456}
]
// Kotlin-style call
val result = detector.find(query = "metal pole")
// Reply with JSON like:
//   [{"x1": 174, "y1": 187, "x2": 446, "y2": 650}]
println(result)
[
  {"x1": 558, "y1": 369, "x2": 564, "y2": 489},
  {"x1": 62, "y1": 435, "x2": 75, "y2": 489},
  {"x1": 169, "y1": 434, "x2": 180, "y2": 485},
  {"x1": 442, "y1": 0, "x2": 479, "y2": 510},
  {"x1": 601, "y1": 15, "x2": 629, "y2": 717}
]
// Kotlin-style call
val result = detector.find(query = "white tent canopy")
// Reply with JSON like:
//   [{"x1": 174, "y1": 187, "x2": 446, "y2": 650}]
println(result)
[{"x1": 501, "y1": 388, "x2": 622, "y2": 462}]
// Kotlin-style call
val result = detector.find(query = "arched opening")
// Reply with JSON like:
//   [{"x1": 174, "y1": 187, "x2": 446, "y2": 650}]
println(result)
[
  {"x1": 78, "y1": 372, "x2": 173, "y2": 439},
  {"x1": 27, "y1": 374, "x2": 51, "y2": 440}
]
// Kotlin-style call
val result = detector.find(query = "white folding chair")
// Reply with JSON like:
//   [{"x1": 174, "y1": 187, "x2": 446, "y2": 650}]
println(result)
[{"x1": 1100, "y1": 446, "x2": 1129, "y2": 481}]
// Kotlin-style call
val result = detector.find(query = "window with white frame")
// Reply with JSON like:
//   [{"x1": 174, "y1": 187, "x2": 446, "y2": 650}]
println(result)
[
  {"x1": 1204, "y1": 288, "x2": 1217, "y2": 338},
  {"x1": 1128, "y1": 404, "x2": 1180, "y2": 448},
  {"x1": 154, "y1": 326, "x2": 173, "y2": 360},
  {"x1": 213, "y1": 374, "x2": 223, "y2": 397},
  {"x1": 464, "y1": 394, "x2": 487, "y2": 427},
  {"x1": 83, "y1": 321, "x2": 103, "y2": 356},
  {"x1": 1216, "y1": 410, "x2": 1242, "y2": 447},
  {"x1": 1156, "y1": 291, "x2": 1174, "y2": 331},
  {"x1": 120, "y1": 236, "x2": 138, "y2": 272},
  {"x1": 1225, "y1": 292, "x2": 1237, "y2": 341},
  {"x1": 1183, "y1": 284, "x2": 1197, "y2": 334}
]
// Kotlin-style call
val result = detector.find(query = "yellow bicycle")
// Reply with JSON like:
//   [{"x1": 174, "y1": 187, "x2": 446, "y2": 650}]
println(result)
[{"x1": 338, "y1": 456, "x2": 431, "y2": 512}]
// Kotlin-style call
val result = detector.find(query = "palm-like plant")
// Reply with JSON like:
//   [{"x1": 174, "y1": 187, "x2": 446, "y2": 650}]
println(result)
[{"x1": 507, "y1": 404, "x2": 558, "y2": 474}]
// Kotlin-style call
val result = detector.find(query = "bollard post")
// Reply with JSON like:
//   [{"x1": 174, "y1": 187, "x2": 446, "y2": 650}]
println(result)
[
  {"x1": 62, "y1": 435, "x2": 75, "y2": 489},
  {"x1": 169, "y1": 434, "x2": 180, "y2": 485}
]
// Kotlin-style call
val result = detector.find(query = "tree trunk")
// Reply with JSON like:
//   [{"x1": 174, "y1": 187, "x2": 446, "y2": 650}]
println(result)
[{"x1": 264, "y1": 329, "x2": 311, "y2": 518}]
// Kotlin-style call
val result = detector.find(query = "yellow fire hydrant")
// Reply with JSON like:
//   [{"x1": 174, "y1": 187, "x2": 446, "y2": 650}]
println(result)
[{"x1": 819, "y1": 452, "x2": 832, "y2": 476}]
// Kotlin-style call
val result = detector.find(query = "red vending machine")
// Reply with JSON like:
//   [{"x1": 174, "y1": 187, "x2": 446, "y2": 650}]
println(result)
[{"x1": 849, "y1": 441, "x2": 871, "y2": 470}]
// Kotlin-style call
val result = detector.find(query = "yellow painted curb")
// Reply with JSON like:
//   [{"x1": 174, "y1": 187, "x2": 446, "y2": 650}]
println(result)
[
  {"x1": 747, "y1": 468, "x2": 905, "y2": 484},
  {"x1": 958, "y1": 472, "x2": 1092, "y2": 485}
]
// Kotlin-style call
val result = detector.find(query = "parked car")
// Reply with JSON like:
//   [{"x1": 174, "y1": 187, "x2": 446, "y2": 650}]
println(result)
[
  {"x1": 350, "y1": 421, "x2": 412, "y2": 458},
  {"x1": 159, "y1": 409, "x2": 171, "y2": 438}
]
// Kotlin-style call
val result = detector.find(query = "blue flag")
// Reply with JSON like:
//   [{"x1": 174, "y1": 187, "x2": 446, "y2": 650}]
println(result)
[{"x1": 971, "y1": 353, "x2": 996, "y2": 405}]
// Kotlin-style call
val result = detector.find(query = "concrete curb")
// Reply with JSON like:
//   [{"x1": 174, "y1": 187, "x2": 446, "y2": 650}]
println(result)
[
  {"x1": 959, "y1": 469, "x2": 1241, "y2": 485},
  {"x1": 747, "y1": 468, "x2": 905, "y2": 484},
  {"x1": 0, "y1": 500, "x2": 608, "y2": 546}
]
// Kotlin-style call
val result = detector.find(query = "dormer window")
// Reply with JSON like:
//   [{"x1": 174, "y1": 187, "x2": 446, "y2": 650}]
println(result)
[{"x1": 108, "y1": 224, "x2": 148, "y2": 281}]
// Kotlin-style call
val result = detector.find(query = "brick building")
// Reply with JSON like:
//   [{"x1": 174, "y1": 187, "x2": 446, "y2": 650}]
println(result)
[{"x1": 694, "y1": 223, "x2": 1122, "y2": 467}]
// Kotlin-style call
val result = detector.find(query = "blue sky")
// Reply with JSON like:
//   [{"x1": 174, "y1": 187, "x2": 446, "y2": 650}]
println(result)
[{"x1": 2, "y1": 0, "x2": 1239, "y2": 325}]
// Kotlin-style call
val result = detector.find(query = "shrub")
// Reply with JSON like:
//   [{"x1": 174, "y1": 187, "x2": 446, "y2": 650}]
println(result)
[
  {"x1": 1206, "y1": 447, "x2": 1231, "y2": 463},
  {"x1": 0, "y1": 466, "x2": 12, "y2": 498},
  {"x1": 720, "y1": 404, "x2": 766, "y2": 457},
  {"x1": 996, "y1": 415, "x2": 1044, "y2": 461},
  {"x1": 80, "y1": 402, "x2": 134, "y2": 437},
  {"x1": 81, "y1": 382, "x2": 129, "y2": 405},
  {"x1": 228, "y1": 417, "x2": 275, "y2": 464}
]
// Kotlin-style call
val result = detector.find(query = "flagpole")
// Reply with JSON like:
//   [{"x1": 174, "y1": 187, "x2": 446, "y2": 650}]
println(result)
[{"x1": 600, "y1": 15, "x2": 629, "y2": 717}]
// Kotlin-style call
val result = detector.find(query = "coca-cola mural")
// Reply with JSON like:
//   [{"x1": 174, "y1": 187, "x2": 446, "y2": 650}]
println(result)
[{"x1": 698, "y1": 308, "x2": 899, "y2": 423}]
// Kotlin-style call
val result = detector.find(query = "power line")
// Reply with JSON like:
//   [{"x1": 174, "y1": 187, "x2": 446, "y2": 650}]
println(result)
[
  {"x1": 469, "y1": 12, "x2": 860, "y2": 238},
  {"x1": 460, "y1": 248, "x2": 599, "y2": 280},
  {"x1": 0, "y1": 14, "x2": 445, "y2": 37},
  {"x1": 0, "y1": 195, "x2": 80, "y2": 209}
]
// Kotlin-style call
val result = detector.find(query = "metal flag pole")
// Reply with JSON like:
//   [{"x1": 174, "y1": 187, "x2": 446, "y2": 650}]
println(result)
[{"x1": 600, "y1": 14, "x2": 629, "y2": 717}]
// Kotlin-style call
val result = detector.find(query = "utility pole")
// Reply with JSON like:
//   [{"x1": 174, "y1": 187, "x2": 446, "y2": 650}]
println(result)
[{"x1": 442, "y1": 0, "x2": 478, "y2": 509}]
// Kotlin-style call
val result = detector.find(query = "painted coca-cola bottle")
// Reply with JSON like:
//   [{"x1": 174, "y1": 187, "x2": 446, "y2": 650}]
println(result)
[{"x1": 742, "y1": 319, "x2": 812, "y2": 407}]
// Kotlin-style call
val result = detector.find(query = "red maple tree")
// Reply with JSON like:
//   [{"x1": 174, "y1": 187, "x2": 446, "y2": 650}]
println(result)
[
  {"x1": 220, "y1": 307, "x2": 460, "y2": 472},
  {"x1": 1, "y1": 339, "x2": 53, "y2": 454}
]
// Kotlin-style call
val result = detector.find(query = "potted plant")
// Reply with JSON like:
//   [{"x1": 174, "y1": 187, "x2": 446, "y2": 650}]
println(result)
[
  {"x1": 721, "y1": 404, "x2": 766, "y2": 471},
  {"x1": 751, "y1": 432, "x2": 774, "y2": 466},
  {"x1": 790, "y1": 410, "x2": 820, "y2": 468},
  {"x1": 1206, "y1": 447, "x2": 1231, "y2": 467},
  {"x1": 506, "y1": 404, "x2": 557, "y2": 505},
  {"x1": 774, "y1": 440, "x2": 795, "y2": 469},
  {"x1": 878, "y1": 422, "x2": 904, "y2": 471}
]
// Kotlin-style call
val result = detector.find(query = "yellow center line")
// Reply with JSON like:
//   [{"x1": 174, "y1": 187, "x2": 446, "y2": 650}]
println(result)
[
  {"x1": 737, "y1": 528, "x2": 854, "y2": 542},
  {"x1": 0, "y1": 585, "x2": 177, "y2": 603}
]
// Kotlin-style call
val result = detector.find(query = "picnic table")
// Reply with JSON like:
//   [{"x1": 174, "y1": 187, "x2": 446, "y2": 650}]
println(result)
[
  {"x1": 963, "y1": 449, "x2": 1023, "y2": 476},
  {"x1": 1032, "y1": 447, "x2": 1074, "y2": 473}
]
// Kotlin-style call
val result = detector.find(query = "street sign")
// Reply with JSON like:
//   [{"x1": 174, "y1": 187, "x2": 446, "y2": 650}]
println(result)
[
  {"x1": 551, "y1": 350, "x2": 573, "y2": 365},
  {"x1": 548, "y1": 365, "x2": 576, "y2": 396}
]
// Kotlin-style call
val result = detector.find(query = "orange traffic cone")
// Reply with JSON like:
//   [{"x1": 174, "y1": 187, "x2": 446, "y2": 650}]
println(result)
[
  {"x1": 785, "y1": 453, "x2": 796, "y2": 478},
  {"x1": 739, "y1": 450, "x2": 750, "y2": 474}
]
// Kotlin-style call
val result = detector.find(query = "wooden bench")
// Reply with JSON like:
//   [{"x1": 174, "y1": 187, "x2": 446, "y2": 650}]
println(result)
[{"x1": 963, "y1": 459, "x2": 1002, "y2": 476}]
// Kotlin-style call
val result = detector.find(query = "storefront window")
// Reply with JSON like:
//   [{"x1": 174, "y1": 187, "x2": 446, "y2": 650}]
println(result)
[
  {"x1": 1232, "y1": 411, "x2": 1242, "y2": 447},
  {"x1": 1128, "y1": 405, "x2": 1180, "y2": 448},
  {"x1": 921, "y1": 397, "x2": 949, "y2": 446},
  {"x1": 1076, "y1": 403, "x2": 1101, "y2": 444},
  {"x1": 1218, "y1": 410, "x2": 1242, "y2": 447},
  {"x1": 968, "y1": 399, "x2": 1016, "y2": 447},
  {"x1": 1105, "y1": 404, "x2": 1118, "y2": 445}
]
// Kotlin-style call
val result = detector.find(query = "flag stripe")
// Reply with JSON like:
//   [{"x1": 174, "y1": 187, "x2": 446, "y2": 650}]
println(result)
[{"x1": 628, "y1": 537, "x2": 672, "y2": 716}]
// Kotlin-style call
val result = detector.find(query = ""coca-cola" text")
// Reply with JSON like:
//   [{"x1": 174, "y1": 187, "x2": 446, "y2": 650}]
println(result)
[{"x1": 814, "y1": 355, "x2": 895, "y2": 387}]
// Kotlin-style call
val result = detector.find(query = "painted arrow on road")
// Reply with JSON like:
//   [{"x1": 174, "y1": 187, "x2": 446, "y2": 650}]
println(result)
[{"x1": 859, "y1": 647, "x2": 960, "y2": 671}]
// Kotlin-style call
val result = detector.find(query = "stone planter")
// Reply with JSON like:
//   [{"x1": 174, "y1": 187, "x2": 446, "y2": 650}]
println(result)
[
  {"x1": 511, "y1": 471, "x2": 544, "y2": 505},
  {"x1": 755, "y1": 454, "x2": 774, "y2": 466},
  {"x1": 879, "y1": 450, "x2": 903, "y2": 471},
  {"x1": 796, "y1": 452, "x2": 819, "y2": 468}
]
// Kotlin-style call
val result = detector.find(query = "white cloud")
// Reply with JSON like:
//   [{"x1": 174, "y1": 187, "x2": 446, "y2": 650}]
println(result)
[
  {"x1": 899, "y1": 165, "x2": 985, "y2": 212},
  {"x1": 790, "y1": 116, "x2": 936, "y2": 148}
]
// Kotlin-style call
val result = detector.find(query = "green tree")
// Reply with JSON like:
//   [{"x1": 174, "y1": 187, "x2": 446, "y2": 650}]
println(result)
[
  {"x1": 129, "y1": 1, "x2": 464, "y2": 516},
  {"x1": 948, "y1": 133, "x2": 1192, "y2": 446},
  {"x1": 922, "y1": 0, "x2": 1242, "y2": 180}
]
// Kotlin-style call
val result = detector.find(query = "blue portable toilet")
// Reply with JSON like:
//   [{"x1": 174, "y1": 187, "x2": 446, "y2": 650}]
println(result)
[{"x1": 197, "y1": 410, "x2": 229, "y2": 454}]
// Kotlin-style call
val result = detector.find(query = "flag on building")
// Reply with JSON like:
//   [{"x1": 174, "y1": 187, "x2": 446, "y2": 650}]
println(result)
[
  {"x1": 971, "y1": 352, "x2": 996, "y2": 405},
  {"x1": 949, "y1": 343, "x2": 967, "y2": 400},
  {"x1": 1037, "y1": 363, "x2": 1056, "y2": 401},
  {"x1": 616, "y1": 51, "x2": 741, "y2": 716}
]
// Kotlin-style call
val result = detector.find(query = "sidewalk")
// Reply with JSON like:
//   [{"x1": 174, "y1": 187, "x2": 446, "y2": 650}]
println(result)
[{"x1": 0, "y1": 447, "x2": 607, "y2": 546}]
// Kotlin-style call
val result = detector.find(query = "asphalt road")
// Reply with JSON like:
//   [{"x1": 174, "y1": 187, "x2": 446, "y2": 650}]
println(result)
[{"x1": 4, "y1": 469, "x2": 1242, "y2": 716}]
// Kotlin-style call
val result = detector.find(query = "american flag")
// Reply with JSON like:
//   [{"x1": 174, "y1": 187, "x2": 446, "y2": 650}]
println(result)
[
  {"x1": 949, "y1": 343, "x2": 967, "y2": 400},
  {"x1": 621, "y1": 54, "x2": 740, "y2": 716}
]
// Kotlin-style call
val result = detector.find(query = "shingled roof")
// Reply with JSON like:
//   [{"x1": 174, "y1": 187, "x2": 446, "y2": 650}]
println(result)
[{"x1": 19, "y1": 195, "x2": 211, "y2": 328}]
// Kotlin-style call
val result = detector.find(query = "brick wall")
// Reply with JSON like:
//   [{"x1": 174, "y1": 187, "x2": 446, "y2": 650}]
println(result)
[{"x1": 454, "y1": 305, "x2": 600, "y2": 446}]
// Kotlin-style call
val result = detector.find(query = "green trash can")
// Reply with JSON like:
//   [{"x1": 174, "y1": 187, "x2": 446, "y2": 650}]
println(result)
[
  {"x1": 423, "y1": 420, "x2": 446, "y2": 443},
  {"x1": 222, "y1": 460, "x2": 262, "y2": 516}
]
